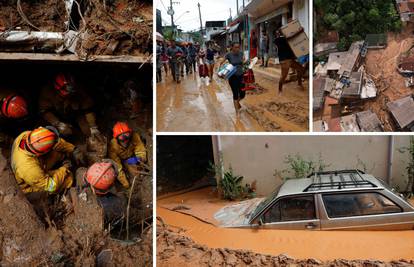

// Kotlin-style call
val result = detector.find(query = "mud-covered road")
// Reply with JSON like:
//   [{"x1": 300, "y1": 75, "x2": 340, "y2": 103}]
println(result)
[
  {"x1": 156, "y1": 66, "x2": 309, "y2": 132},
  {"x1": 157, "y1": 188, "x2": 414, "y2": 262}
]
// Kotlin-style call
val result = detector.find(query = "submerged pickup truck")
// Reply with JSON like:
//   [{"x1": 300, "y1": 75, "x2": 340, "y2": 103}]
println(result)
[{"x1": 214, "y1": 170, "x2": 414, "y2": 230}]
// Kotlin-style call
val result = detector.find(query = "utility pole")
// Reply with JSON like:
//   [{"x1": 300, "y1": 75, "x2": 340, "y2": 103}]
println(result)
[
  {"x1": 229, "y1": 8, "x2": 232, "y2": 19},
  {"x1": 169, "y1": 0, "x2": 174, "y2": 28},
  {"x1": 198, "y1": 2, "x2": 203, "y2": 39},
  {"x1": 243, "y1": 0, "x2": 245, "y2": 8},
  {"x1": 236, "y1": 0, "x2": 239, "y2": 15}
]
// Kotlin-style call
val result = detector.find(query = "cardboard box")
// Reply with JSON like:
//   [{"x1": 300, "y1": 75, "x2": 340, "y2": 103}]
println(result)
[
  {"x1": 280, "y1": 19, "x2": 309, "y2": 58},
  {"x1": 280, "y1": 19, "x2": 303, "y2": 38},
  {"x1": 287, "y1": 32, "x2": 309, "y2": 58}
]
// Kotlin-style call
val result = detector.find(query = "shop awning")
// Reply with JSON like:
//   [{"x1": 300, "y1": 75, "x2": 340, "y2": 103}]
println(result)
[
  {"x1": 228, "y1": 23, "x2": 240, "y2": 33},
  {"x1": 246, "y1": 0, "x2": 290, "y2": 18},
  {"x1": 210, "y1": 30, "x2": 226, "y2": 38}
]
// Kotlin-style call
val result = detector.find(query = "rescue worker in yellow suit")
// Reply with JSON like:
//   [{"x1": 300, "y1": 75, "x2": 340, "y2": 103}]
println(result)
[
  {"x1": 39, "y1": 73, "x2": 101, "y2": 137},
  {"x1": 108, "y1": 122, "x2": 146, "y2": 189},
  {"x1": 0, "y1": 91, "x2": 29, "y2": 145},
  {"x1": 11, "y1": 126, "x2": 84, "y2": 193}
]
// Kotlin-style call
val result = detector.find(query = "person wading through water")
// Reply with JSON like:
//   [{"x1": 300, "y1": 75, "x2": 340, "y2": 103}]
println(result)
[
  {"x1": 274, "y1": 29, "x2": 305, "y2": 95},
  {"x1": 219, "y1": 42, "x2": 246, "y2": 116}
]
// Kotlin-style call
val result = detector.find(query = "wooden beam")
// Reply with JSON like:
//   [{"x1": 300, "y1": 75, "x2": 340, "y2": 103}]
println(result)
[{"x1": 0, "y1": 52, "x2": 151, "y2": 64}]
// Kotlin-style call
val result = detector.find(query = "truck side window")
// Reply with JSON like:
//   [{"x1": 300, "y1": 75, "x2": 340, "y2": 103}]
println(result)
[
  {"x1": 263, "y1": 195, "x2": 316, "y2": 223},
  {"x1": 322, "y1": 192, "x2": 402, "y2": 218}
]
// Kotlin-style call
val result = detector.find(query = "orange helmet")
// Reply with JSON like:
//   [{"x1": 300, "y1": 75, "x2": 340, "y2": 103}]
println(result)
[
  {"x1": 113, "y1": 122, "x2": 132, "y2": 139},
  {"x1": 25, "y1": 127, "x2": 58, "y2": 155},
  {"x1": 85, "y1": 162, "x2": 116, "y2": 195},
  {"x1": 54, "y1": 73, "x2": 76, "y2": 97},
  {"x1": 1, "y1": 94, "x2": 28, "y2": 119}
]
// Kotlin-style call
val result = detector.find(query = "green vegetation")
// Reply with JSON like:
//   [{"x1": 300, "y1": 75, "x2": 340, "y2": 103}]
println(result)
[
  {"x1": 209, "y1": 155, "x2": 255, "y2": 200},
  {"x1": 219, "y1": 169, "x2": 246, "y2": 200},
  {"x1": 398, "y1": 137, "x2": 414, "y2": 197},
  {"x1": 315, "y1": 0, "x2": 401, "y2": 50},
  {"x1": 275, "y1": 154, "x2": 330, "y2": 181}
]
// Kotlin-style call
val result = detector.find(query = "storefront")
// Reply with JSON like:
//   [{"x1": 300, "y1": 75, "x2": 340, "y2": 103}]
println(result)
[{"x1": 246, "y1": 0, "x2": 309, "y2": 59}]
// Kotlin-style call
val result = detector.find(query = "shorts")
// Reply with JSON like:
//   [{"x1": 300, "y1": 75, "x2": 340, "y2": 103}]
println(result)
[{"x1": 206, "y1": 59, "x2": 215, "y2": 65}]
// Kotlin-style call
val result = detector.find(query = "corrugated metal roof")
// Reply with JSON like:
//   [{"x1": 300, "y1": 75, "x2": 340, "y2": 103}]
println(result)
[
  {"x1": 313, "y1": 77, "x2": 326, "y2": 110},
  {"x1": 338, "y1": 41, "x2": 364, "y2": 77},
  {"x1": 356, "y1": 110, "x2": 384, "y2": 132},
  {"x1": 365, "y1": 34, "x2": 387, "y2": 48},
  {"x1": 326, "y1": 51, "x2": 347, "y2": 71},
  {"x1": 342, "y1": 71, "x2": 363, "y2": 97},
  {"x1": 340, "y1": 114, "x2": 360, "y2": 132},
  {"x1": 387, "y1": 96, "x2": 414, "y2": 129}
]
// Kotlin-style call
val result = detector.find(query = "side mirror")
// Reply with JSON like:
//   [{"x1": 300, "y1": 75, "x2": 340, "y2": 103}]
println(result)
[{"x1": 258, "y1": 217, "x2": 263, "y2": 226}]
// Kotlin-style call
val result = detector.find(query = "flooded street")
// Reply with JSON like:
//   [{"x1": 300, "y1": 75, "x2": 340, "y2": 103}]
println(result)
[
  {"x1": 157, "y1": 187, "x2": 414, "y2": 261},
  {"x1": 156, "y1": 67, "x2": 309, "y2": 132}
]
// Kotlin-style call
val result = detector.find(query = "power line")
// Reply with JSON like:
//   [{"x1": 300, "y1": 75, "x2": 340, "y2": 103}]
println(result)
[{"x1": 158, "y1": 0, "x2": 168, "y2": 12}]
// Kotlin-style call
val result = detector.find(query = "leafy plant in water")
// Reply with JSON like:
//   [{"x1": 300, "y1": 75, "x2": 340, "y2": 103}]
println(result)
[
  {"x1": 209, "y1": 154, "x2": 254, "y2": 200},
  {"x1": 275, "y1": 153, "x2": 330, "y2": 181},
  {"x1": 219, "y1": 169, "x2": 245, "y2": 200}
]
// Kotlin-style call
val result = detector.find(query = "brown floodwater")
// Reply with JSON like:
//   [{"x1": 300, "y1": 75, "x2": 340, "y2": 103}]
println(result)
[
  {"x1": 158, "y1": 189, "x2": 414, "y2": 261},
  {"x1": 156, "y1": 66, "x2": 309, "y2": 132}
]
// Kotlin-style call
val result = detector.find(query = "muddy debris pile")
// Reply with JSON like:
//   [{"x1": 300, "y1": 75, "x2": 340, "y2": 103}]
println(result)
[
  {"x1": 244, "y1": 104, "x2": 282, "y2": 132},
  {"x1": 157, "y1": 225, "x2": 414, "y2": 267},
  {"x1": 77, "y1": 0, "x2": 153, "y2": 57},
  {"x1": 0, "y1": 0, "x2": 67, "y2": 32},
  {"x1": 262, "y1": 101, "x2": 309, "y2": 127},
  {"x1": 246, "y1": 84, "x2": 268, "y2": 95},
  {"x1": 0, "y1": 0, "x2": 153, "y2": 57}
]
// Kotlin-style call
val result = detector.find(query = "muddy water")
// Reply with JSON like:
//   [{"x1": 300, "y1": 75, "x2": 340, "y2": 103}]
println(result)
[
  {"x1": 158, "y1": 187, "x2": 229, "y2": 225},
  {"x1": 158, "y1": 208, "x2": 414, "y2": 261},
  {"x1": 157, "y1": 189, "x2": 414, "y2": 261},
  {"x1": 156, "y1": 67, "x2": 308, "y2": 132}
]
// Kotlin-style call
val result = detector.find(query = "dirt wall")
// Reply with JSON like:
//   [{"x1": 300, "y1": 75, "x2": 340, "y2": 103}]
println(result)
[{"x1": 0, "y1": 150, "x2": 62, "y2": 265}]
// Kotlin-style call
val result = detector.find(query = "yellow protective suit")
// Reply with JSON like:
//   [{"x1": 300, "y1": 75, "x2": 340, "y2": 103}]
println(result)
[
  {"x1": 108, "y1": 132, "x2": 146, "y2": 188},
  {"x1": 11, "y1": 131, "x2": 75, "y2": 193}
]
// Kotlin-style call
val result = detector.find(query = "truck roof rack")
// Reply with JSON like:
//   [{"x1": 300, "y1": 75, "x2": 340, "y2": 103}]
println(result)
[{"x1": 304, "y1": 169, "x2": 377, "y2": 192}]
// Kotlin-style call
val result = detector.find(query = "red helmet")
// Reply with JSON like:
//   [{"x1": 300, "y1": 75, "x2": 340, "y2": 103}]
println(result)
[
  {"x1": 1, "y1": 94, "x2": 28, "y2": 119},
  {"x1": 25, "y1": 127, "x2": 58, "y2": 155},
  {"x1": 54, "y1": 73, "x2": 76, "y2": 97},
  {"x1": 113, "y1": 122, "x2": 132, "y2": 139},
  {"x1": 85, "y1": 162, "x2": 116, "y2": 195}
]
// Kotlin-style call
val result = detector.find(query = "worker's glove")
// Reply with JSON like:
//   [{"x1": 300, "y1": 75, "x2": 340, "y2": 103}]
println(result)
[
  {"x1": 56, "y1": 122, "x2": 73, "y2": 136},
  {"x1": 125, "y1": 156, "x2": 140, "y2": 165},
  {"x1": 72, "y1": 147, "x2": 86, "y2": 166},
  {"x1": 135, "y1": 153, "x2": 146, "y2": 163},
  {"x1": 62, "y1": 160, "x2": 72, "y2": 169}
]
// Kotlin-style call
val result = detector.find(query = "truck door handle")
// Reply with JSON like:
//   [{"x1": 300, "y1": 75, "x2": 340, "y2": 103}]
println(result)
[{"x1": 305, "y1": 222, "x2": 317, "y2": 229}]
